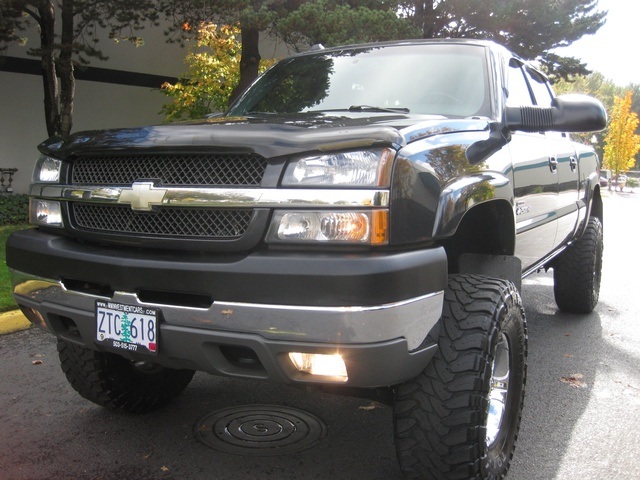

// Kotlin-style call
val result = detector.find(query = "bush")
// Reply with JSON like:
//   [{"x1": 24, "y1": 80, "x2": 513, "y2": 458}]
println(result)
[
  {"x1": 0, "y1": 195, "x2": 29, "y2": 225},
  {"x1": 626, "y1": 177, "x2": 639, "y2": 188}
]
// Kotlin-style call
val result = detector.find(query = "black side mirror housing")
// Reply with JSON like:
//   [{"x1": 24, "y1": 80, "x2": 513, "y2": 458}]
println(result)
[{"x1": 506, "y1": 94, "x2": 607, "y2": 133}]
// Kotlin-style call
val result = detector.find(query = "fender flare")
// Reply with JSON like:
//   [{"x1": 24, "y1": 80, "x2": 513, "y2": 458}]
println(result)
[
  {"x1": 432, "y1": 172, "x2": 514, "y2": 238},
  {"x1": 577, "y1": 170, "x2": 602, "y2": 237}
]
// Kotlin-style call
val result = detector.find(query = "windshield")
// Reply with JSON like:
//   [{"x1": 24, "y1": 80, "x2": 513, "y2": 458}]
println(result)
[{"x1": 228, "y1": 43, "x2": 491, "y2": 118}]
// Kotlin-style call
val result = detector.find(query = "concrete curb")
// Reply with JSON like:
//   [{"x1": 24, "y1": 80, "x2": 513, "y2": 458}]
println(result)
[{"x1": 0, "y1": 310, "x2": 31, "y2": 336}]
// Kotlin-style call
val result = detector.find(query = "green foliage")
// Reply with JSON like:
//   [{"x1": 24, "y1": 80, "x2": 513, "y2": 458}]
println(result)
[
  {"x1": 161, "y1": 23, "x2": 242, "y2": 121},
  {"x1": 0, "y1": 224, "x2": 30, "y2": 312},
  {"x1": 160, "y1": 23, "x2": 276, "y2": 120},
  {"x1": 603, "y1": 92, "x2": 640, "y2": 177},
  {"x1": 554, "y1": 74, "x2": 640, "y2": 167},
  {"x1": 276, "y1": 0, "x2": 421, "y2": 48},
  {"x1": 397, "y1": 0, "x2": 606, "y2": 80},
  {"x1": 0, "y1": 195, "x2": 29, "y2": 226}
]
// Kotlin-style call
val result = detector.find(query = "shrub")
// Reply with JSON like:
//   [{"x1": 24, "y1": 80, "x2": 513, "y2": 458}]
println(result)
[{"x1": 0, "y1": 195, "x2": 29, "y2": 225}]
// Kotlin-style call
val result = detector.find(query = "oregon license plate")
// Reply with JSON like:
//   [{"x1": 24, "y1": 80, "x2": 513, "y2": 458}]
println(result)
[{"x1": 96, "y1": 301, "x2": 158, "y2": 355}]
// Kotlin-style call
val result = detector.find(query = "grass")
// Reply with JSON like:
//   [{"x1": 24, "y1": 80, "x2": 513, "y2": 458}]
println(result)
[{"x1": 0, "y1": 224, "x2": 30, "y2": 312}]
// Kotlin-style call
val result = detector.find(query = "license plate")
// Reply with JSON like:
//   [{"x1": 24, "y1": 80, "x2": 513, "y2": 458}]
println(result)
[{"x1": 96, "y1": 301, "x2": 158, "y2": 355}]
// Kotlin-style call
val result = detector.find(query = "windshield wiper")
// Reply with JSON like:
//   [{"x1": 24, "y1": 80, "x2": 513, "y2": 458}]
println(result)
[{"x1": 348, "y1": 105, "x2": 410, "y2": 113}]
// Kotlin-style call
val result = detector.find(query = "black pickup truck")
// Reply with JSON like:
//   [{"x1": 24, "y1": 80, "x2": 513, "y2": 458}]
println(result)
[{"x1": 7, "y1": 39, "x2": 606, "y2": 479}]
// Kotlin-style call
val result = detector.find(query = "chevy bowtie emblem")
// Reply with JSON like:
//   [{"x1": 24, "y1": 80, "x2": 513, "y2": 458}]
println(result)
[{"x1": 118, "y1": 182, "x2": 167, "y2": 211}]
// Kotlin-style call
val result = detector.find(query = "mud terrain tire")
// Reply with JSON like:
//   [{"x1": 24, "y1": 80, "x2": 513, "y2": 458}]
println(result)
[
  {"x1": 58, "y1": 340, "x2": 195, "y2": 414},
  {"x1": 393, "y1": 275, "x2": 527, "y2": 479},
  {"x1": 553, "y1": 216, "x2": 603, "y2": 314}
]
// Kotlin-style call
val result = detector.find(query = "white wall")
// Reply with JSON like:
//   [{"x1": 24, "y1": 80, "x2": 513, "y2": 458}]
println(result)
[
  {"x1": 0, "y1": 72, "x2": 177, "y2": 193},
  {"x1": 0, "y1": 21, "x2": 186, "y2": 194},
  {"x1": 0, "y1": 18, "x2": 292, "y2": 194}
]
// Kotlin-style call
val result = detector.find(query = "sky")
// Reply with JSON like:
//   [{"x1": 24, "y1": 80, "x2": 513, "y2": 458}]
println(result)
[{"x1": 554, "y1": 0, "x2": 639, "y2": 86}]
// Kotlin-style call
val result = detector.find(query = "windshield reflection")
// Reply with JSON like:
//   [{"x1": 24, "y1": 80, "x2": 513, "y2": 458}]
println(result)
[{"x1": 229, "y1": 44, "x2": 491, "y2": 119}]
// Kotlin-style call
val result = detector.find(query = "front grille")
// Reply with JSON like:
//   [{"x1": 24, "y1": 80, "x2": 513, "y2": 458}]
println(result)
[
  {"x1": 71, "y1": 153, "x2": 267, "y2": 186},
  {"x1": 72, "y1": 204, "x2": 253, "y2": 238}
]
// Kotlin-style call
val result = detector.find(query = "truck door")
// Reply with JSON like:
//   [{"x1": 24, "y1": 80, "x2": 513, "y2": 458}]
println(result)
[
  {"x1": 507, "y1": 59, "x2": 558, "y2": 270},
  {"x1": 525, "y1": 69, "x2": 580, "y2": 246}
]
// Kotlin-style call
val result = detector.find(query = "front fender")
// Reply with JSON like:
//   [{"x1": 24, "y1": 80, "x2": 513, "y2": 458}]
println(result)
[
  {"x1": 433, "y1": 173, "x2": 513, "y2": 238},
  {"x1": 389, "y1": 131, "x2": 514, "y2": 245}
]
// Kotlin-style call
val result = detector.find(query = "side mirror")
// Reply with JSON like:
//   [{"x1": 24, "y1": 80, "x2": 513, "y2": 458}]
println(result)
[{"x1": 506, "y1": 94, "x2": 607, "y2": 133}]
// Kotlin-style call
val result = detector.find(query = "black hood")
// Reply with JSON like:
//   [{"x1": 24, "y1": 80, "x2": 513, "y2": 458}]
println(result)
[{"x1": 40, "y1": 114, "x2": 491, "y2": 160}]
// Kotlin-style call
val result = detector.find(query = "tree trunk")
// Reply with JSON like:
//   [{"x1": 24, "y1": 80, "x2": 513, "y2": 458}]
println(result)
[
  {"x1": 229, "y1": 26, "x2": 261, "y2": 105},
  {"x1": 414, "y1": 1, "x2": 436, "y2": 39},
  {"x1": 59, "y1": 0, "x2": 75, "y2": 137},
  {"x1": 38, "y1": 0, "x2": 60, "y2": 138}
]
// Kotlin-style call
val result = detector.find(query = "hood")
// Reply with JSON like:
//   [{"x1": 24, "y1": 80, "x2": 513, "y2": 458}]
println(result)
[{"x1": 40, "y1": 114, "x2": 492, "y2": 160}]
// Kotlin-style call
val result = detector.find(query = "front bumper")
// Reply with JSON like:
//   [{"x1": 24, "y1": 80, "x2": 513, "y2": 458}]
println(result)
[{"x1": 8, "y1": 229, "x2": 447, "y2": 387}]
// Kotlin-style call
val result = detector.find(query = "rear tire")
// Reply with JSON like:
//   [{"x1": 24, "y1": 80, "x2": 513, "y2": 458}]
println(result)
[
  {"x1": 58, "y1": 340, "x2": 195, "y2": 414},
  {"x1": 393, "y1": 275, "x2": 527, "y2": 479},
  {"x1": 553, "y1": 216, "x2": 603, "y2": 313}
]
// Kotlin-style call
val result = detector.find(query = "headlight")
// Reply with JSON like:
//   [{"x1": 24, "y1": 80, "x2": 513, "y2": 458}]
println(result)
[
  {"x1": 30, "y1": 199, "x2": 63, "y2": 227},
  {"x1": 267, "y1": 209, "x2": 388, "y2": 245},
  {"x1": 33, "y1": 155, "x2": 62, "y2": 183},
  {"x1": 282, "y1": 148, "x2": 394, "y2": 187}
]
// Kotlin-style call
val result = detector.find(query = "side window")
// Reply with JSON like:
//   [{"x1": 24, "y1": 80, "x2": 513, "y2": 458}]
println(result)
[
  {"x1": 506, "y1": 61, "x2": 534, "y2": 107},
  {"x1": 525, "y1": 67, "x2": 566, "y2": 137},
  {"x1": 526, "y1": 68, "x2": 554, "y2": 107}
]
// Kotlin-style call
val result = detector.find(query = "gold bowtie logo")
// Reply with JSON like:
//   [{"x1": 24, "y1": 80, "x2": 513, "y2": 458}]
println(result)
[{"x1": 118, "y1": 182, "x2": 167, "y2": 211}]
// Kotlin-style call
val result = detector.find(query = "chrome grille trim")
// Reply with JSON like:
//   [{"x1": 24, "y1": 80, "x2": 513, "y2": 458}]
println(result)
[{"x1": 33, "y1": 185, "x2": 391, "y2": 209}]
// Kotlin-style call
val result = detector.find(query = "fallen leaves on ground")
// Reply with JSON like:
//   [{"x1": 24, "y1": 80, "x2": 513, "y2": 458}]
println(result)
[{"x1": 560, "y1": 373, "x2": 587, "y2": 389}]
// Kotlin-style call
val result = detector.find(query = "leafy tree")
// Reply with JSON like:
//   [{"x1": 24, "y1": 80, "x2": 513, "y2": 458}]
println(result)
[
  {"x1": 397, "y1": 0, "x2": 606, "y2": 79},
  {"x1": 275, "y1": 0, "x2": 420, "y2": 49},
  {"x1": 160, "y1": 23, "x2": 242, "y2": 122},
  {"x1": 159, "y1": 0, "x2": 285, "y2": 104},
  {"x1": 1, "y1": 0, "x2": 609, "y2": 136},
  {"x1": 0, "y1": 0, "x2": 159, "y2": 138},
  {"x1": 159, "y1": 0, "x2": 416, "y2": 103},
  {"x1": 555, "y1": 74, "x2": 640, "y2": 167},
  {"x1": 160, "y1": 22, "x2": 277, "y2": 122},
  {"x1": 603, "y1": 91, "x2": 640, "y2": 181}
]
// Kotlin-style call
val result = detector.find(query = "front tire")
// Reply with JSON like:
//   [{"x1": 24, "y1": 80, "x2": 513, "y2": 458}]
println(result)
[
  {"x1": 58, "y1": 340, "x2": 195, "y2": 414},
  {"x1": 393, "y1": 275, "x2": 527, "y2": 479}
]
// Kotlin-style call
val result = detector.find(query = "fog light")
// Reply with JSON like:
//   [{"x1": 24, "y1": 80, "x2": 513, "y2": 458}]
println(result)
[
  {"x1": 289, "y1": 352, "x2": 348, "y2": 381},
  {"x1": 30, "y1": 199, "x2": 63, "y2": 227}
]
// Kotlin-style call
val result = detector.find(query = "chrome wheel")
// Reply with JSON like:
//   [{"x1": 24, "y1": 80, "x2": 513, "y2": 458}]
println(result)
[{"x1": 486, "y1": 333, "x2": 510, "y2": 447}]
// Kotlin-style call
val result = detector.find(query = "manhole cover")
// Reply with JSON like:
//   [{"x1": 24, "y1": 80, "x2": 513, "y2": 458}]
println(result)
[{"x1": 195, "y1": 404, "x2": 327, "y2": 456}]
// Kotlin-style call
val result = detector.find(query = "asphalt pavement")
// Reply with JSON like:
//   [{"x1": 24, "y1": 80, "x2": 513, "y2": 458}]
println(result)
[{"x1": 1, "y1": 189, "x2": 639, "y2": 479}]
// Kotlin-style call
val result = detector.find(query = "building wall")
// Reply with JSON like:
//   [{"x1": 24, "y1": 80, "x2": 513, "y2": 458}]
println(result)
[{"x1": 0, "y1": 20, "x2": 291, "y2": 194}]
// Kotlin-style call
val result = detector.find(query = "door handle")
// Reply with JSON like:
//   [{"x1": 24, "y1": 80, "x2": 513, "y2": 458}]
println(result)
[
  {"x1": 549, "y1": 156, "x2": 558, "y2": 173},
  {"x1": 569, "y1": 156, "x2": 577, "y2": 172}
]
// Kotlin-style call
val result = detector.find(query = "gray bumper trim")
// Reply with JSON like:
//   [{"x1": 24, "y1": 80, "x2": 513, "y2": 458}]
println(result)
[{"x1": 12, "y1": 271, "x2": 443, "y2": 351}]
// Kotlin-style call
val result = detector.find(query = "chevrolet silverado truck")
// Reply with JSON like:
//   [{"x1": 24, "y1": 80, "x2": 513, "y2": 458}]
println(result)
[{"x1": 7, "y1": 39, "x2": 606, "y2": 479}]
